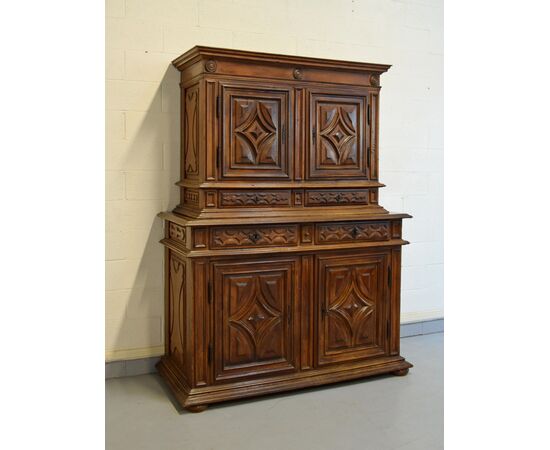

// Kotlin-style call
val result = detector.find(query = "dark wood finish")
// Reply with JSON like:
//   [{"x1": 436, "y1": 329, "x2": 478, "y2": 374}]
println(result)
[{"x1": 157, "y1": 47, "x2": 412, "y2": 412}]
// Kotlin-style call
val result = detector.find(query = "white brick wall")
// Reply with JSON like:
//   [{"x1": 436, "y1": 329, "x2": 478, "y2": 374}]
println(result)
[{"x1": 105, "y1": 0, "x2": 443, "y2": 360}]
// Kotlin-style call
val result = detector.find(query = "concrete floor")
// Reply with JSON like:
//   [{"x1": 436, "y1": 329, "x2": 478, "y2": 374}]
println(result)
[{"x1": 106, "y1": 333, "x2": 443, "y2": 450}]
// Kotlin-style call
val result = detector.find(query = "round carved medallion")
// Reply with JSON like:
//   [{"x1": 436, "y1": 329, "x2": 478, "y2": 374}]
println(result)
[
  {"x1": 204, "y1": 59, "x2": 217, "y2": 73},
  {"x1": 369, "y1": 74, "x2": 379, "y2": 87},
  {"x1": 293, "y1": 68, "x2": 303, "y2": 80}
]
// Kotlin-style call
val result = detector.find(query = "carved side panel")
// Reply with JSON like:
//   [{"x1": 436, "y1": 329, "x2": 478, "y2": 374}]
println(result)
[
  {"x1": 169, "y1": 222, "x2": 186, "y2": 244},
  {"x1": 214, "y1": 259, "x2": 298, "y2": 381},
  {"x1": 211, "y1": 225, "x2": 298, "y2": 249},
  {"x1": 318, "y1": 253, "x2": 388, "y2": 365},
  {"x1": 222, "y1": 85, "x2": 291, "y2": 179},
  {"x1": 219, "y1": 190, "x2": 291, "y2": 207},
  {"x1": 168, "y1": 253, "x2": 186, "y2": 368},
  {"x1": 316, "y1": 221, "x2": 390, "y2": 244},
  {"x1": 184, "y1": 85, "x2": 199, "y2": 178},
  {"x1": 309, "y1": 92, "x2": 367, "y2": 179}
]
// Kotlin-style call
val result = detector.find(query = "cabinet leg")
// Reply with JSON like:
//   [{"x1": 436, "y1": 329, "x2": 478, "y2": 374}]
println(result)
[
  {"x1": 185, "y1": 404, "x2": 208, "y2": 413},
  {"x1": 393, "y1": 368, "x2": 409, "y2": 376}
]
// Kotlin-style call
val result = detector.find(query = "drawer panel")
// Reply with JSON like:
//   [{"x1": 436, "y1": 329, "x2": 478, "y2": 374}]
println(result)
[
  {"x1": 219, "y1": 190, "x2": 291, "y2": 207},
  {"x1": 305, "y1": 189, "x2": 369, "y2": 206},
  {"x1": 211, "y1": 224, "x2": 299, "y2": 249},
  {"x1": 315, "y1": 221, "x2": 390, "y2": 244}
]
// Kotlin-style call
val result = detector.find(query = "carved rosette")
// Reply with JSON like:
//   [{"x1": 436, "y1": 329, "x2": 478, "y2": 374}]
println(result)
[
  {"x1": 204, "y1": 59, "x2": 217, "y2": 73},
  {"x1": 293, "y1": 68, "x2": 303, "y2": 80},
  {"x1": 369, "y1": 74, "x2": 379, "y2": 87}
]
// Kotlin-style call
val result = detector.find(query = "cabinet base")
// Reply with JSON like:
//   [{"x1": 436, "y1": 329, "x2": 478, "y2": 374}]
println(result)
[{"x1": 156, "y1": 356, "x2": 413, "y2": 411}]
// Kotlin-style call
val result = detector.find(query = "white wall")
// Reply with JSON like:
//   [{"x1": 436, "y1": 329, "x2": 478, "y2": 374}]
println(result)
[{"x1": 105, "y1": 0, "x2": 443, "y2": 361}]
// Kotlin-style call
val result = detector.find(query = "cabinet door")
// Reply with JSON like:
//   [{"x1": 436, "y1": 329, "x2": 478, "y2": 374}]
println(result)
[
  {"x1": 317, "y1": 252, "x2": 388, "y2": 366},
  {"x1": 213, "y1": 258, "x2": 299, "y2": 382},
  {"x1": 308, "y1": 90, "x2": 368, "y2": 179},
  {"x1": 220, "y1": 84, "x2": 292, "y2": 179}
]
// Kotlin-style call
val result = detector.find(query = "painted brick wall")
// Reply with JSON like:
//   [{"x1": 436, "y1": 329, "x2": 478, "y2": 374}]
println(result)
[{"x1": 105, "y1": 0, "x2": 443, "y2": 361}]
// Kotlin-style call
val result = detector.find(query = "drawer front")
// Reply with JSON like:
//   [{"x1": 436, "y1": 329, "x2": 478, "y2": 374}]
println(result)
[
  {"x1": 211, "y1": 224, "x2": 299, "y2": 249},
  {"x1": 219, "y1": 190, "x2": 291, "y2": 207},
  {"x1": 305, "y1": 189, "x2": 369, "y2": 206},
  {"x1": 316, "y1": 221, "x2": 390, "y2": 244}
]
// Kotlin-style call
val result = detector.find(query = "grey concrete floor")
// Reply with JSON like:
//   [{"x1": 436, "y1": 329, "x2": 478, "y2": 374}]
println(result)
[{"x1": 106, "y1": 333, "x2": 443, "y2": 450}]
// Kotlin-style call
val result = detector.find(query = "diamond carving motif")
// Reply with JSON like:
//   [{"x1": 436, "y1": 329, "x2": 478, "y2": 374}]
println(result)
[
  {"x1": 326, "y1": 266, "x2": 376, "y2": 350},
  {"x1": 228, "y1": 274, "x2": 284, "y2": 362},
  {"x1": 320, "y1": 106, "x2": 357, "y2": 166},
  {"x1": 234, "y1": 101, "x2": 278, "y2": 165}
]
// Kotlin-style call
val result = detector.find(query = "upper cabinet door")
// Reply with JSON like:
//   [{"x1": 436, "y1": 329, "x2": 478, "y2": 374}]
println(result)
[
  {"x1": 308, "y1": 89, "x2": 369, "y2": 179},
  {"x1": 220, "y1": 83, "x2": 292, "y2": 179}
]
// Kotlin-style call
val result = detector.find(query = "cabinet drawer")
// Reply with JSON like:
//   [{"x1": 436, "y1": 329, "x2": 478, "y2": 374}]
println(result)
[
  {"x1": 211, "y1": 224, "x2": 299, "y2": 249},
  {"x1": 305, "y1": 189, "x2": 369, "y2": 206},
  {"x1": 315, "y1": 221, "x2": 390, "y2": 244}
]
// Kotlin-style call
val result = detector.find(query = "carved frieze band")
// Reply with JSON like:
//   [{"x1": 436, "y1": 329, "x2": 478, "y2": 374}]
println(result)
[
  {"x1": 305, "y1": 190, "x2": 369, "y2": 206},
  {"x1": 211, "y1": 225, "x2": 299, "y2": 248},
  {"x1": 169, "y1": 222, "x2": 186, "y2": 243},
  {"x1": 316, "y1": 221, "x2": 390, "y2": 244},
  {"x1": 220, "y1": 190, "x2": 291, "y2": 207}
]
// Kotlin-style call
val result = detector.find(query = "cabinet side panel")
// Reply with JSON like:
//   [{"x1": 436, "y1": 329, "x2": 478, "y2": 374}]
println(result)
[
  {"x1": 193, "y1": 259, "x2": 209, "y2": 386},
  {"x1": 167, "y1": 250, "x2": 186, "y2": 371},
  {"x1": 390, "y1": 247, "x2": 402, "y2": 355}
]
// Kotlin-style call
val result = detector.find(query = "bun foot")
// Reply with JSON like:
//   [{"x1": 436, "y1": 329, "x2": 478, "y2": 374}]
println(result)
[
  {"x1": 185, "y1": 404, "x2": 208, "y2": 413},
  {"x1": 393, "y1": 368, "x2": 409, "y2": 376}
]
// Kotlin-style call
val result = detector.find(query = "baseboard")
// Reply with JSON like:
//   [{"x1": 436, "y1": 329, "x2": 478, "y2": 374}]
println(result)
[{"x1": 105, "y1": 318, "x2": 443, "y2": 379}]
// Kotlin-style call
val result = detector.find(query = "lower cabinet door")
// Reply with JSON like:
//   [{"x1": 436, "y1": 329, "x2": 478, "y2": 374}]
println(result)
[
  {"x1": 317, "y1": 252, "x2": 389, "y2": 366},
  {"x1": 213, "y1": 257, "x2": 299, "y2": 382}
]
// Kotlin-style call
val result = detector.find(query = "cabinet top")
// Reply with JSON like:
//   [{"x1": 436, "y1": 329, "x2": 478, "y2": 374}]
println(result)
[{"x1": 172, "y1": 46, "x2": 391, "y2": 74}]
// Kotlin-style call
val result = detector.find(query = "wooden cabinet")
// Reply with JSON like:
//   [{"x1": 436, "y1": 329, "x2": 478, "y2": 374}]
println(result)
[{"x1": 157, "y1": 47, "x2": 412, "y2": 412}]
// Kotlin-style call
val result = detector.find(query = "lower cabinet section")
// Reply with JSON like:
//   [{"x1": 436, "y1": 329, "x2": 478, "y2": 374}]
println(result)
[{"x1": 157, "y1": 246, "x2": 411, "y2": 411}]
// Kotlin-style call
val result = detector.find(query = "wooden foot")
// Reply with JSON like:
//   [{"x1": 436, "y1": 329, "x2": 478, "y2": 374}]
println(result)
[
  {"x1": 185, "y1": 404, "x2": 208, "y2": 413},
  {"x1": 393, "y1": 368, "x2": 409, "y2": 376}
]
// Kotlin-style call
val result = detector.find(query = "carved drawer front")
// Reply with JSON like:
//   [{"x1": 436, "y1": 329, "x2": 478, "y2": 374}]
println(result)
[
  {"x1": 221, "y1": 84, "x2": 292, "y2": 179},
  {"x1": 211, "y1": 224, "x2": 299, "y2": 249},
  {"x1": 305, "y1": 189, "x2": 369, "y2": 206},
  {"x1": 316, "y1": 221, "x2": 390, "y2": 244},
  {"x1": 219, "y1": 190, "x2": 291, "y2": 207}
]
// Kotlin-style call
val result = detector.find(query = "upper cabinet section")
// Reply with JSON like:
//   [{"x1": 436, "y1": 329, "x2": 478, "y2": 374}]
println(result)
[
  {"x1": 221, "y1": 83, "x2": 292, "y2": 180},
  {"x1": 308, "y1": 89, "x2": 368, "y2": 180}
]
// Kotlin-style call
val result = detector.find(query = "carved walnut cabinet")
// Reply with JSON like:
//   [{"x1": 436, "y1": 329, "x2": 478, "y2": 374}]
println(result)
[{"x1": 157, "y1": 47, "x2": 412, "y2": 412}]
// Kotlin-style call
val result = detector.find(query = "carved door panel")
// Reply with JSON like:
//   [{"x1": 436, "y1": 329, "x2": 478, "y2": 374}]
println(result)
[
  {"x1": 317, "y1": 252, "x2": 389, "y2": 366},
  {"x1": 213, "y1": 257, "x2": 299, "y2": 382},
  {"x1": 220, "y1": 84, "x2": 292, "y2": 179},
  {"x1": 308, "y1": 90, "x2": 368, "y2": 179}
]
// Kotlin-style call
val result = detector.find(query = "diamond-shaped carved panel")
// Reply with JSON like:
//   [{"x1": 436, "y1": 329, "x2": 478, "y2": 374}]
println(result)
[
  {"x1": 222, "y1": 85, "x2": 291, "y2": 179},
  {"x1": 309, "y1": 93, "x2": 367, "y2": 179},
  {"x1": 325, "y1": 266, "x2": 375, "y2": 351},
  {"x1": 226, "y1": 273, "x2": 286, "y2": 365}
]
